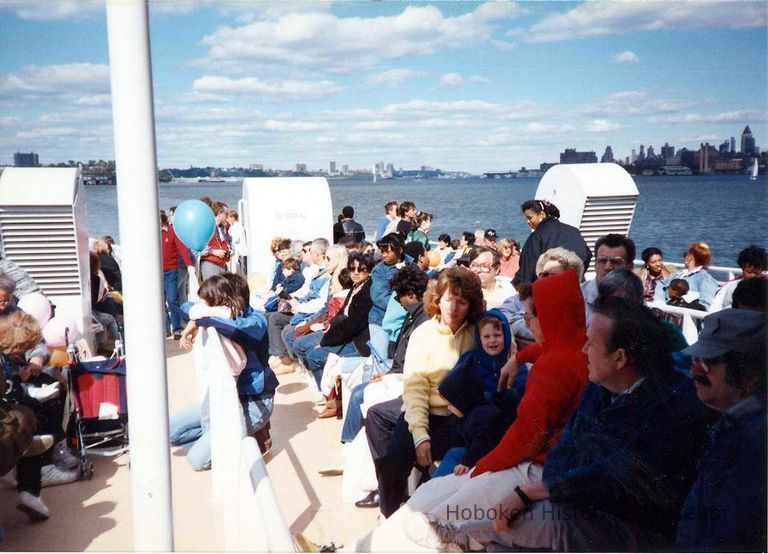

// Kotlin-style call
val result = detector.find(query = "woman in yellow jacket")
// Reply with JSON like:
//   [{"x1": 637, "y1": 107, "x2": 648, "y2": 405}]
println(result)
[{"x1": 378, "y1": 266, "x2": 485, "y2": 517}]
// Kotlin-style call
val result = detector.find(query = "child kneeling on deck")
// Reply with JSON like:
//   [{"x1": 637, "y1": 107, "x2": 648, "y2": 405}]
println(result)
[{"x1": 169, "y1": 273, "x2": 277, "y2": 470}]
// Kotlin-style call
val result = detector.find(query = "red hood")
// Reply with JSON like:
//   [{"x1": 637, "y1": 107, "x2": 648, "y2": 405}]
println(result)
[{"x1": 531, "y1": 268, "x2": 586, "y2": 351}]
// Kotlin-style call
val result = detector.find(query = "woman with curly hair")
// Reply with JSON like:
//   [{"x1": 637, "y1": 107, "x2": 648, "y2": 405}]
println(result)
[{"x1": 377, "y1": 266, "x2": 485, "y2": 517}]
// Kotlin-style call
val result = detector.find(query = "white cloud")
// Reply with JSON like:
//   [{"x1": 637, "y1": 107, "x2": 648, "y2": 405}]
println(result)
[
  {"x1": 517, "y1": 2, "x2": 766, "y2": 43},
  {"x1": 0, "y1": 63, "x2": 110, "y2": 97},
  {"x1": 612, "y1": 51, "x2": 639, "y2": 64},
  {"x1": 468, "y1": 75, "x2": 491, "y2": 84},
  {"x1": 440, "y1": 73, "x2": 465, "y2": 87},
  {"x1": 649, "y1": 110, "x2": 768, "y2": 124},
  {"x1": 264, "y1": 119, "x2": 335, "y2": 132},
  {"x1": 17, "y1": 127, "x2": 80, "y2": 139},
  {"x1": 677, "y1": 134, "x2": 720, "y2": 144},
  {"x1": 191, "y1": 75, "x2": 343, "y2": 99},
  {"x1": 365, "y1": 69, "x2": 425, "y2": 88},
  {"x1": 2, "y1": 0, "x2": 103, "y2": 20},
  {"x1": 524, "y1": 122, "x2": 575, "y2": 134},
  {"x1": 196, "y1": 2, "x2": 522, "y2": 72},
  {"x1": 585, "y1": 119, "x2": 622, "y2": 133},
  {"x1": 355, "y1": 121, "x2": 400, "y2": 131},
  {"x1": 581, "y1": 90, "x2": 695, "y2": 117},
  {"x1": 76, "y1": 94, "x2": 112, "y2": 106}
]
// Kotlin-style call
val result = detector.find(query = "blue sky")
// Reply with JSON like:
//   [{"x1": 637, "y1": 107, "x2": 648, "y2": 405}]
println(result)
[{"x1": 1, "y1": 0, "x2": 766, "y2": 173}]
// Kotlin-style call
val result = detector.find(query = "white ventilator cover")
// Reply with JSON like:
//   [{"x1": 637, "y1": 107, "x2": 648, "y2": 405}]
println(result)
[
  {"x1": 536, "y1": 163, "x2": 639, "y2": 273},
  {"x1": 0, "y1": 167, "x2": 93, "y2": 348},
  {"x1": 241, "y1": 177, "x2": 333, "y2": 293}
]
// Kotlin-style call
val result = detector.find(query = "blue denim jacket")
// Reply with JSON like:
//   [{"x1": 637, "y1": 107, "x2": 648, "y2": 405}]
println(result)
[
  {"x1": 677, "y1": 395, "x2": 767, "y2": 552},
  {"x1": 654, "y1": 267, "x2": 720, "y2": 310},
  {"x1": 369, "y1": 261, "x2": 400, "y2": 326},
  {"x1": 542, "y1": 372, "x2": 708, "y2": 541}
]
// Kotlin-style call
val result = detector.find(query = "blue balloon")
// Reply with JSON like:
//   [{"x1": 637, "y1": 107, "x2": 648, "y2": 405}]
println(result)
[{"x1": 173, "y1": 199, "x2": 216, "y2": 252}]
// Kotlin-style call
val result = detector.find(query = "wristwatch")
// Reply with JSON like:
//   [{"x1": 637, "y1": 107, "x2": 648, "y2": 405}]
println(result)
[{"x1": 514, "y1": 485, "x2": 533, "y2": 508}]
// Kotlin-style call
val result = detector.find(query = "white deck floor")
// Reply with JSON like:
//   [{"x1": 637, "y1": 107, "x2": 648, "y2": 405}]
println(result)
[{"x1": 0, "y1": 340, "x2": 379, "y2": 551}]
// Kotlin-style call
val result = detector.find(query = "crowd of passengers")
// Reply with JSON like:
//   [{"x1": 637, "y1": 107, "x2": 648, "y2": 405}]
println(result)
[{"x1": 0, "y1": 196, "x2": 766, "y2": 552}]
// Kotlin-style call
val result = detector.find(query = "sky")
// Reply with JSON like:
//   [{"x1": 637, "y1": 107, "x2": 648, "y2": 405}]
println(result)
[{"x1": 1, "y1": 0, "x2": 766, "y2": 173}]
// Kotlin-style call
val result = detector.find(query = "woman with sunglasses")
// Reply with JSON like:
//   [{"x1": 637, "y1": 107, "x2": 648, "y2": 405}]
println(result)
[
  {"x1": 305, "y1": 253, "x2": 375, "y2": 388},
  {"x1": 514, "y1": 200, "x2": 591, "y2": 286}
]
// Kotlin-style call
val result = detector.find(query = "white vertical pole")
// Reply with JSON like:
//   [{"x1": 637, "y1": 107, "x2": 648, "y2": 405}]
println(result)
[{"x1": 105, "y1": 0, "x2": 174, "y2": 550}]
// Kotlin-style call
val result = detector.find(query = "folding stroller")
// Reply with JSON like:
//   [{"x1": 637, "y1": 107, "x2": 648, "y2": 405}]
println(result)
[{"x1": 67, "y1": 354, "x2": 129, "y2": 478}]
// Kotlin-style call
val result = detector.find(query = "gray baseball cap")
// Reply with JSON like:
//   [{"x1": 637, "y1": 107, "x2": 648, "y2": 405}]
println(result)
[{"x1": 683, "y1": 309, "x2": 765, "y2": 358}]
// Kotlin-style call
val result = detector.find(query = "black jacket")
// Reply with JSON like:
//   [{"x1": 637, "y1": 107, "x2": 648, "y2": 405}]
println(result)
[
  {"x1": 514, "y1": 216, "x2": 591, "y2": 286},
  {"x1": 389, "y1": 302, "x2": 429, "y2": 373},
  {"x1": 320, "y1": 279, "x2": 372, "y2": 356},
  {"x1": 98, "y1": 252, "x2": 122, "y2": 293},
  {"x1": 333, "y1": 219, "x2": 366, "y2": 244}
]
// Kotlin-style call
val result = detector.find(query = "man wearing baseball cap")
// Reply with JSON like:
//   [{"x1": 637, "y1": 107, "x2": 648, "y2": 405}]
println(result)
[
  {"x1": 483, "y1": 229, "x2": 498, "y2": 249},
  {"x1": 677, "y1": 308, "x2": 766, "y2": 552}
]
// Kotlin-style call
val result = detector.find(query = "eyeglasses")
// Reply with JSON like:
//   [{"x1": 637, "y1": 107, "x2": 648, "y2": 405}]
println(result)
[
  {"x1": 469, "y1": 263, "x2": 494, "y2": 273},
  {"x1": 348, "y1": 266, "x2": 369, "y2": 273},
  {"x1": 523, "y1": 311, "x2": 537, "y2": 324},
  {"x1": 692, "y1": 356, "x2": 724, "y2": 374},
  {"x1": 595, "y1": 256, "x2": 626, "y2": 266}
]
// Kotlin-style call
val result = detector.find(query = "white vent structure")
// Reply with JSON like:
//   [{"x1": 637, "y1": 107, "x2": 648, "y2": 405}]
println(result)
[
  {"x1": 536, "y1": 163, "x2": 639, "y2": 275},
  {"x1": 240, "y1": 177, "x2": 333, "y2": 293},
  {"x1": 0, "y1": 168, "x2": 93, "y2": 347}
]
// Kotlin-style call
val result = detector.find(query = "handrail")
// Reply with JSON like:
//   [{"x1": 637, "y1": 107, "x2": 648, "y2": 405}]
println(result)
[{"x1": 196, "y1": 327, "x2": 295, "y2": 552}]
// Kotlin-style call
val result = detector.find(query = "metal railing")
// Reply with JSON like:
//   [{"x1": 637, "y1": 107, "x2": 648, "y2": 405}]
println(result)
[{"x1": 196, "y1": 327, "x2": 295, "y2": 552}]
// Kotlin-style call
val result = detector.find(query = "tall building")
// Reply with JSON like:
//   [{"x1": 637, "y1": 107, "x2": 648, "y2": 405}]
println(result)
[
  {"x1": 661, "y1": 142, "x2": 675, "y2": 162},
  {"x1": 638, "y1": 144, "x2": 646, "y2": 162},
  {"x1": 13, "y1": 151, "x2": 39, "y2": 167},
  {"x1": 741, "y1": 125, "x2": 756, "y2": 155},
  {"x1": 719, "y1": 140, "x2": 730, "y2": 155},
  {"x1": 560, "y1": 148, "x2": 597, "y2": 164},
  {"x1": 600, "y1": 146, "x2": 614, "y2": 163},
  {"x1": 341, "y1": 164, "x2": 349, "y2": 175},
  {"x1": 630, "y1": 149, "x2": 637, "y2": 163},
  {"x1": 730, "y1": 137, "x2": 736, "y2": 153},
  {"x1": 295, "y1": 163, "x2": 307, "y2": 173},
  {"x1": 249, "y1": 163, "x2": 263, "y2": 171},
  {"x1": 329, "y1": 161, "x2": 337, "y2": 174},
  {"x1": 647, "y1": 145, "x2": 656, "y2": 159}
]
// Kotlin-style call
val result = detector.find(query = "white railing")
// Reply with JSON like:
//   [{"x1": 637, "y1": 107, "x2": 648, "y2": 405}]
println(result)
[
  {"x1": 646, "y1": 301, "x2": 708, "y2": 345},
  {"x1": 196, "y1": 327, "x2": 295, "y2": 552}
]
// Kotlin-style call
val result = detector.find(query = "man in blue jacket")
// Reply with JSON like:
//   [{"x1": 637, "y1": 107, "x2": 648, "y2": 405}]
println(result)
[
  {"x1": 676, "y1": 308, "x2": 766, "y2": 552},
  {"x1": 410, "y1": 296, "x2": 708, "y2": 551}
]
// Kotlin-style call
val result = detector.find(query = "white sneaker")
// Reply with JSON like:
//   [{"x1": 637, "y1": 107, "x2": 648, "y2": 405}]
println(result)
[
  {"x1": 16, "y1": 491, "x2": 50, "y2": 521},
  {"x1": 52, "y1": 440, "x2": 79, "y2": 470},
  {"x1": 268, "y1": 355, "x2": 282, "y2": 369},
  {"x1": 403, "y1": 512, "x2": 483, "y2": 551},
  {"x1": 40, "y1": 464, "x2": 78, "y2": 487}
]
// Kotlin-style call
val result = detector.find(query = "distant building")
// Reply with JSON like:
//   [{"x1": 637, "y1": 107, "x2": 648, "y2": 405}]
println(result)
[
  {"x1": 559, "y1": 148, "x2": 597, "y2": 164},
  {"x1": 13, "y1": 151, "x2": 39, "y2": 167},
  {"x1": 647, "y1": 145, "x2": 656, "y2": 159},
  {"x1": 661, "y1": 142, "x2": 675, "y2": 162},
  {"x1": 600, "y1": 146, "x2": 614, "y2": 163},
  {"x1": 295, "y1": 163, "x2": 307, "y2": 173},
  {"x1": 638, "y1": 144, "x2": 646, "y2": 162},
  {"x1": 540, "y1": 162, "x2": 557, "y2": 172},
  {"x1": 329, "y1": 161, "x2": 337, "y2": 174},
  {"x1": 719, "y1": 140, "x2": 730, "y2": 155},
  {"x1": 730, "y1": 136, "x2": 736, "y2": 153},
  {"x1": 630, "y1": 149, "x2": 637, "y2": 163},
  {"x1": 341, "y1": 164, "x2": 349, "y2": 175},
  {"x1": 741, "y1": 125, "x2": 756, "y2": 155},
  {"x1": 249, "y1": 163, "x2": 263, "y2": 171}
]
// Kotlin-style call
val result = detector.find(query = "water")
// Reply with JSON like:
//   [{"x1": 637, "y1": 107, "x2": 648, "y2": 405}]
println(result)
[{"x1": 84, "y1": 174, "x2": 767, "y2": 267}]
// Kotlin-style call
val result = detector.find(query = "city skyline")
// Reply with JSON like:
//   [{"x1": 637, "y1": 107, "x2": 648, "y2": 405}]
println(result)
[{"x1": 1, "y1": 1, "x2": 766, "y2": 173}]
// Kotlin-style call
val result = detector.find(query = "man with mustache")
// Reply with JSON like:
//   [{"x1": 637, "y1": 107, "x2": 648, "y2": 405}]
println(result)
[{"x1": 677, "y1": 309, "x2": 766, "y2": 552}]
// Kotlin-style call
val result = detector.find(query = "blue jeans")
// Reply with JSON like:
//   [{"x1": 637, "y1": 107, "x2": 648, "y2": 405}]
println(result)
[
  {"x1": 432, "y1": 447, "x2": 467, "y2": 477},
  {"x1": 341, "y1": 381, "x2": 369, "y2": 443},
  {"x1": 292, "y1": 332, "x2": 324, "y2": 367},
  {"x1": 282, "y1": 326, "x2": 297, "y2": 359},
  {"x1": 169, "y1": 394, "x2": 274, "y2": 471},
  {"x1": 163, "y1": 269, "x2": 182, "y2": 333},
  {"x1": 306, "y1": 342, "x2": 360, "y2": 388}
]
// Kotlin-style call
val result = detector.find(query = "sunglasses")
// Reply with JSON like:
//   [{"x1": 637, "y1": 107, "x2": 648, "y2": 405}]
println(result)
[
  {"x1": 595, "y1": 256, "x2": 626, "y2": 266},
  {"x1": 348, "y1": 266, "x2": 369, "y2": 273}
]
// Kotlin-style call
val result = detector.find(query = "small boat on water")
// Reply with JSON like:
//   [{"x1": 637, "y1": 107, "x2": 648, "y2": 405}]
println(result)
[{"x1": 750, "y1": 158, "x2": 759, "y2": 180}]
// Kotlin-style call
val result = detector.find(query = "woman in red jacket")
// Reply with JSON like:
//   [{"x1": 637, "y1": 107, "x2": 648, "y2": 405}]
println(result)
[{"x1": 357, "y1": 269, "x2": 590, "y2": 552}]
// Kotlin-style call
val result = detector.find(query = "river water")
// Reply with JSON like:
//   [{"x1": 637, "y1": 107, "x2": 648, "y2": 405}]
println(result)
[{"x1": 84, "y1": 174, "x2": 766, "y2": 267}]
